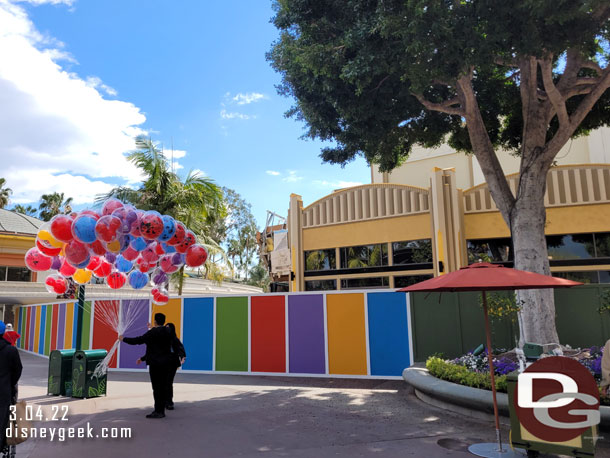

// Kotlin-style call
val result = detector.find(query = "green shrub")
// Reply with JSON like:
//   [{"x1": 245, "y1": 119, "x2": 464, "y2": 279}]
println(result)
[{"x1": 426, "y1": 356, "x2": 508, "y2": 392}]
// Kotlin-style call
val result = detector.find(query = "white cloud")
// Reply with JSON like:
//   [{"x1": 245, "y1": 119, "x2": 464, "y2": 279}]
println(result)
[
  {"x1": 232, "y1": 92, "x2": 266, "y2": 105},
  {"x1": 220, "y1": 109, "x2": 254, "y2": 120},
  {"x1": 13, "y1": 0, "x2": 74, "y2": 5},
  {"x1": 0, "y1": 1, "x2": 147, "y2": 204},
  {"x1": 266, "y1": 170, "x2": 280, "y2": 176},
  {"x1": 314, "y1": 180, "x2": 363, "y2": 188},
  {"x1": 85, "y1": 76, "x2": 117, "y2": 97},
  {"x1": 282, "y1": 170, "x2": 303, "y2": 183},
  {"x1": 168, "y1": 149, "x2": 186, "y2": 159}
]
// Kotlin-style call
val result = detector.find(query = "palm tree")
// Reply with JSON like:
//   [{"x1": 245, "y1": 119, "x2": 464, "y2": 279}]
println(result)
[
  {"x1": 0, "y1": 178, "x2": 12, "y2": 209},
  {"x1": 227, "y1": 239, "x2": 241, "y2": 279},
  {"x1": 38, "y1": 192, "x2": 73, "y2": 221},
  {"x1": 12, "y1": 204, "x2": 38, "y2": 217},
  {"x1": 99, "y1": 136, "x2": 226, "y2": 294}
]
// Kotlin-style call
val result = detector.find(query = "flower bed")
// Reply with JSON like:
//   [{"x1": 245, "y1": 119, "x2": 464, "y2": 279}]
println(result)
[{"x1": 426, "y1": 346, "x2": 609, "y2": 405}]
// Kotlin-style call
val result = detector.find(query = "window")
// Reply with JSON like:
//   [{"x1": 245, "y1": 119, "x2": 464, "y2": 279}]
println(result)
[
  {"x1": 600, "y1": 271, "x2": 610, "y2": 284},
  {"x1": 340, "y1": 277, "x2": 389, "y2": 289},
  {"x1": 467, "y1": 238, "x2": 512, "y2": 263},
  {"x1": 340, "y1": 244, "x2": 388, "y2": 269},
  {"x1": 305, "y1": 279, "x2": 337, "y2": 291},
  {"x1": 6, "y1": 267, "x2": 31, "y2": 282},
  {"x1": 304, "y1": 249, "x2": 336, "y2": 271},
  {"x1": 547, "y1": 234, "x2": 594, "y2": 260},
  {"x1": 0, "y1": 266, "x2": 6, "y2": 281},
  {"x1": 392, "y1": 239, "x2": 433, "y2": 265},
  {"x1": 594, "y1": 233, "x2": 610, "y2": 257},
  {"x1": 552, "y1": 271, "x2": 599, "y2": 284},
  {"x1": 394, "y1": 275, "x2": 433, "y2": 288}
]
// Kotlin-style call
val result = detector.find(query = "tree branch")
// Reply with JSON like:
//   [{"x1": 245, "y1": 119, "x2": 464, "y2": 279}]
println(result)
[
  {"x1": 580, "y1": 60, "x2": 603, "y2": 75},
  {"x1": 539, "y1": 56, "x2": 569, "y2": 128},
  {"x1": 412, "y1": 93, "x2": 464, "y2": 116}
]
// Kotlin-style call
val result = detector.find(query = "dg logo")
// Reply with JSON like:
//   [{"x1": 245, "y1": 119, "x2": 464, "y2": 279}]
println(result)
[{"x1": 515, "y1": 356, "x2": 601, "y2": 442}]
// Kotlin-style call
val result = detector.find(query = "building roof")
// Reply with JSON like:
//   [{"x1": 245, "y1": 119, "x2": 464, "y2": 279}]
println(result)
[{"x1": 0, "y1": 208, "x2": 43, "y2": 236}]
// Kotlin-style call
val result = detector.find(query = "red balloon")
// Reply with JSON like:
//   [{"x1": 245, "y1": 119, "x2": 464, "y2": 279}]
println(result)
[
  {"x1": 36, "y1": 238, "x2": 62, "y2": 257},
  {"x1": 94, "y1": 261, "x2": 112, "y2": 278},
  {"x1": 50, "y1": 215, "x2": 74, "y2": 243},
  {"x1": 175, "y1": 231, "x2": 196, "y2": 254},
  {"x1": 166, "y1": 222, "x2": 186, "y2": 246},
  {"x1": 64, "y1": 239, "x2": 89, "y2": 266},
  {"x1": 122, "y1": 246, "x2": 139, "y2": 261},
  {"x1": 102, "y1": 198, "x2": 124, "y2": 216},
  {"x1": 59, "y1": 258, "x2": 77, "y2": 277},
  {"x1": 185, "y1": 244, "x2": 208, "y2": 267},
  {"x1": 86, "y1": 256, "x2": 102, "y2": 271},
  {"x1": 81, "y1": 209, "x2": 101, "y2": 220},
  {"x1": 141, "y1": 244, "x2": 160, "y2": 264},
  {"x1": 154, "y1": 242, "x2": 165, "y2": 256},
  {"x1": 25, "y1": 247, "x2": 53, "y2": 271},
  {"x1": 88, "y1": 240, "x2": 107, "y2": 256},
  {"x1": 107, "y1": 271, "x2": 126, "y2": 289},
  {"x1": 45, "y1": 275, "x2": 67, "y2": 295},
  {"x1": 129, "y1": 210, "x2": 144, "y2": 237},
  {"x1": 159, "y1": 254, "x2": 180, "y2": 274},
  {"x1": 139, "y1": 211, "x2": 164, "y2": 240},
  {"x1": 136, "y1": 256, "x2": 152, "y2": 273},
  {"x1": 95, "y1": 215, "x2": 122, "y2": 242}
]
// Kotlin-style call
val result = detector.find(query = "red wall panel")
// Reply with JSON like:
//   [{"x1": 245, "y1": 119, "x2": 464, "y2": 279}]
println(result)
[
  {"x1": 251, "y1": 295, "x2": 286, "y2": 373},
  {"x1": 92, "y1": 300, "x2": 119, "y2": 368}
]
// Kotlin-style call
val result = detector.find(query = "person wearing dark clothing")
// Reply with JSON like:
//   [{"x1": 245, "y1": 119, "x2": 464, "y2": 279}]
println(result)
[
  {"x1": 165, "y1": 322, "x2": 186, "y2": 410},
  {"x1": 0, "y1": 321, "x2": 22, "y2": 454},
  {"x1": 2, "y1": 324, "x2": 19, "y2": 347},
  {"x1": 119, "y1": 313, "x2": 173, "y2": 419}
]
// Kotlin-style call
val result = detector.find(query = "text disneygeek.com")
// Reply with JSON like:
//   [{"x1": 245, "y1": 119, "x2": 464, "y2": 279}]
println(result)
[{"x1": 6, "y1": 423, "x2": 132, "y2": 441}]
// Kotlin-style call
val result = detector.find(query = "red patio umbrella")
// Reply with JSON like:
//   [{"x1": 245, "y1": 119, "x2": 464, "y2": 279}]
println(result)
[{"x1": 397, "y1": 262, "x2": 582, "y2": 457}]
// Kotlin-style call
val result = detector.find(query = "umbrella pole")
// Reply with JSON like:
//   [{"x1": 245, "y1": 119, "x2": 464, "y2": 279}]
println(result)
[{"x1": 482, "y1": 291, "x2": 503, "y2": 452}]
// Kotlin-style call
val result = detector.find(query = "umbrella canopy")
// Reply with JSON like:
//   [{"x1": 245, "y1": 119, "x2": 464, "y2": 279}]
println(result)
[{"x1": 397, "y1": 262, "x2": 582, "y2": 292}]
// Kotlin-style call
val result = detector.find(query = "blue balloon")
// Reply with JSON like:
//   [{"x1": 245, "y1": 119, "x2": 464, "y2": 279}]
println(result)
[
  {"x1": 162, "y1": 242, "x2": 176, "y2": 253},
  {"x1": 158, "y1": 215, "x2": 176, "y2": 242},
  {"x1": 128, "y1": 270, "x2": 148, "y2": 289},
  {"x1": 115, "y1": 254, "x2": 133, "y2": 273},
  {"x1": 72, "y1": 215, "x2": 97, "y2": 243},
  {"x1": 130, "y1": 237, "x2": 147, "y2": 252},
  {"x1": 119, "y1": 233, "x2": 133, "y2": 252}
]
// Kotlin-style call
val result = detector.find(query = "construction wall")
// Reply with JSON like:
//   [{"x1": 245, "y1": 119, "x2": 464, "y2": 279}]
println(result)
[{"x1": 15, "y1": 291, "x2": 413, "y2": 379}]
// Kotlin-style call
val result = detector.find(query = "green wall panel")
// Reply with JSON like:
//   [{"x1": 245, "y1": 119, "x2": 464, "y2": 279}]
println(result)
[{"x1": 215, "y1": 297, "x2": 248, "y2": 371}]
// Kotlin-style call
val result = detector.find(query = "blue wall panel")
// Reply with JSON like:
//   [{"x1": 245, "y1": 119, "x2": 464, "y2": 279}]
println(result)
[{"x1": 182, "y1": 297, "x2": 214, "y2": 371}]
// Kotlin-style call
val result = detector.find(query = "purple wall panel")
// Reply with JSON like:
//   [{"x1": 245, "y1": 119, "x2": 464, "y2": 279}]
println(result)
[
  {"x1": 57, "y1": 303, "x2": 66, "y2": 350},
  {"x1": 119, "y1": 299, "x2": 150, "y2": 369},
  {"x1": 28, "y1": 308, "x2": 35, "y2": 351},
  {"x1": 288, "y1": 295, "x2": 326, "y2": 374}
]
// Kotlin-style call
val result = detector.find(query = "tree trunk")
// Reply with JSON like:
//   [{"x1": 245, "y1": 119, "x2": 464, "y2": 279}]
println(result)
[
  {"x1": 177, "y1": 265, "x2": 185, "y2": 296},
  {"x1": 510, "y1": 162, "x2": 560, "y2": 347}
]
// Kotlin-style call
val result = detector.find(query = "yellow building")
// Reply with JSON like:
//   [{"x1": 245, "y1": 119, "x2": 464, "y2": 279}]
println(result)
[{"x1": 287, "y1": 128, "x2": 610, "y2": 291}]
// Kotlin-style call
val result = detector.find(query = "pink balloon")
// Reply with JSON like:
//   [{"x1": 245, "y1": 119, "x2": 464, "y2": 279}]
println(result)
[{"x1": 25, "y1": 247, "x2": 52, "y2": 272}]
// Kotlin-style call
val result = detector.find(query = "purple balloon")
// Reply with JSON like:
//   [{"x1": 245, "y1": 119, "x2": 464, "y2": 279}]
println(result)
[
  {"x1": 51, "y1": 256, "x2": 62, "y2": 270},
  {"x1": 105, "y1": 252, "x2": 117, "y2": 264},
  {"x1": 171, "y1": 253, "x2": 185, "y2": 266},
  {"x1": 151, "y1": 268, "x2": 168, "y2": 287}
]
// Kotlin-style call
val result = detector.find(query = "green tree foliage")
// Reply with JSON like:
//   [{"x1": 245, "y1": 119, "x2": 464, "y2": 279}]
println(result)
[
  {"x1": 222, "y1": 188, "x2": 258, "y2": 281},
  {"x1": 0, "y1": 178, "x2": 11, "y2": 209},
  {"x1": 269, "y1": 0, "x2": 610, "y2": 345},
  {"x1": 39, "y1": 192, "x2": 73, "y2": 221},
  {"x1": 248, "y1": 263, "x2": 271, "y2": 291},
  {"x1": 12, "y1": 204, "x2": 38, "y2": 217}
]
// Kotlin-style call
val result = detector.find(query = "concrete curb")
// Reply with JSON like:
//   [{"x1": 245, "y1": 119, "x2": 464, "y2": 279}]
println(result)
[{"x1": 402, "y1": 366, "x2": 610, "y2": 426}]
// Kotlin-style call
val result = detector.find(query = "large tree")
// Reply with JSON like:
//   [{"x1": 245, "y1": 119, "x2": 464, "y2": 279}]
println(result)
[
  {"x1": 39, "y1": 192, "x2": 73, "y2": 221},
  {"x1": 12, "y1": 204, "x2": 38, "y2": 217},
  {"x1": 268, "y1": 0, "x2": 610, "y2": 345}
]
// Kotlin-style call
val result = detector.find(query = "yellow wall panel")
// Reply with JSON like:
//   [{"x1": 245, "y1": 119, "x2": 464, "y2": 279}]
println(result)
[
  {"x1": 33, "y1": 306, "x2": 41, "y2": 352},
  {"x1": 152, "y1": 298, "x2": 182, "y2": 339},
  {"x1": 326, "y1": 293, "x2": 367, "y2": 375},
  {"x1": 303, "y1": 213, "x2": 432, "y2": 250},
  {"x1": 64, "y1": 303, "x2": 74, "y2": 349}
]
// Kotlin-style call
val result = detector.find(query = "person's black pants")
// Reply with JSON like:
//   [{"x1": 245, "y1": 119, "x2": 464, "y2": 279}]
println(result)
[
  {"x1": 167, "y1": 365, "x2": 178, "y2": 406},
  {"x1": 149, "y1": 364, "x2": 171, "y2": 413}
]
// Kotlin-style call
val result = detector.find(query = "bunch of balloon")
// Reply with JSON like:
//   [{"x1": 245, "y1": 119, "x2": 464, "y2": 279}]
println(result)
[{"x1": 25, "y1": 198, "x2": 209, "y2": 306}]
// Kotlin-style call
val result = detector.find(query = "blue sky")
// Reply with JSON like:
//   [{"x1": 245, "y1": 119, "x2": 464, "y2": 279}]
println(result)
[{"x1": 0, "y1": 0, "x2": 370, "y2": 227}]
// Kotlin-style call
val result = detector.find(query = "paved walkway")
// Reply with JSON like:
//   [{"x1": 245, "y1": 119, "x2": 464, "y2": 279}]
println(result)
[{"x1": 12, "y1": 351, "x2": 610, "y2": 457}]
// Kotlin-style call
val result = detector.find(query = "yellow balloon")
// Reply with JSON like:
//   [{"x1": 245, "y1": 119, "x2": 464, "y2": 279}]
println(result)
[
  {"x1": 106, "y1": 239, "x2": 121, "y2": 253},
  {"x1": 73, "y1": 269, "x2": 92, "y2": 285},
  {"x1": 38, "y1": 229, "x2": 63, "y2": 248}
]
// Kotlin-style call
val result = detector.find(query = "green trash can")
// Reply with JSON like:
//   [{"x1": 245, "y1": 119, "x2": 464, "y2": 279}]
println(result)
[
  {"x1": 71, "y1": 349, "x2": 108, "y2": 399},
  {"x1": 48, "y1": 349, "x2": 76, "y2": 396}
]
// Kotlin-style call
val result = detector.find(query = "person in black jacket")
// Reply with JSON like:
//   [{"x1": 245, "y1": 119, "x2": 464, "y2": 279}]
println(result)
[
  {"x1": 0, "y1": 321, "x2": 22, "y2": 453},
  {"x1": 119, "y1": 313, "x2": 172, "y2": 419},
  {"x1": 165, "y1": 322, "x2": 186, "y2": 410}
]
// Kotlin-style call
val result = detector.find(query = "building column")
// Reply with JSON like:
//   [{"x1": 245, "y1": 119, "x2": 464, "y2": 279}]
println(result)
[
  {"x1": 288, "y1": 194, "x2": 304, "y2": 292},
  {"x1": 430, "y1": 168, "x2": 465, "y2": 275}
]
